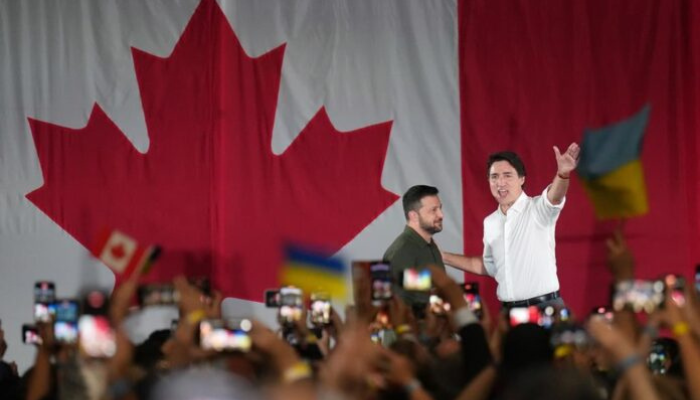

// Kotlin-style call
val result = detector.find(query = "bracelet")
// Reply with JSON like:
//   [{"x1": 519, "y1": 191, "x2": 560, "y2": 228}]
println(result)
[
  {"x1": 404, "y1": 378, "x2": 422, "y2": 394},
  {"x1": 615, "y1": 353, "x2": 643, "y2": 375},
  {"x1": 186, "y1": 309, "x2": 206, "y2": 325},
  {"x1": 557, "y1": 173, "x2": 570, "y2": 180},
  {"x1": 282, "y1": 361, "x2": 313, "y2": 383},
  {"x1": 672, "y1": 322, "x2": 690, "y2": 337},
  {"x1": 395, "y1": 324, "x2": 412, "y2": 335}
]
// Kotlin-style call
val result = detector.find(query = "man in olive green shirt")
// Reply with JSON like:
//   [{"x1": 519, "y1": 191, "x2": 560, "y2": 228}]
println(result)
[{"x1": 384, "y1": 185, "x2": 446, "y2": 306}]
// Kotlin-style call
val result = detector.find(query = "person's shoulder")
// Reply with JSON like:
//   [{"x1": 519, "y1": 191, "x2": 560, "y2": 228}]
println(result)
[
  {"x1": 383, "y1": 231, "x2": 409, "y2": 259},
  {"x1": 483, "y1": 209, "x2": 499, "y2": 224}
]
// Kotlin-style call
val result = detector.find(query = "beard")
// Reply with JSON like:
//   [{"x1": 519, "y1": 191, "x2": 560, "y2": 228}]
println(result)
[{"x1": 419, "y1": 216, "x2": 443, "y2": 235}]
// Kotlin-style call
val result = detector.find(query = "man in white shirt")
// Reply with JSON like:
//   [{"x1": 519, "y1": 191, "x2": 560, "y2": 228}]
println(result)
[{"x1": 442, "y1": 144, "x2": 580, "y2": 308}]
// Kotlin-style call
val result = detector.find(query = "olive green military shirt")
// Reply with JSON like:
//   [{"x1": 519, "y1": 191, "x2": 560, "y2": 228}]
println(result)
[{"x1": 383, "y1": 226, "x2": 445, "y2": 305}]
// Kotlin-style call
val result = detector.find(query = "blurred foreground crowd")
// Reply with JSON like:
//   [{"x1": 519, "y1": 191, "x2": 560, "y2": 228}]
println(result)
[{"x1": 1, "y1": 229, "x2": 699, "y2": 400}]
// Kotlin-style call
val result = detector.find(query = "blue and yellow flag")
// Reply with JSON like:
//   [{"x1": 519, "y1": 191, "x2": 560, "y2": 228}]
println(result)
[
  {"x1": 280, "y1": 245, "x2": 347, "y2": 299},
  {"x1": 578, "y1": 104, "x2": 650, "y2": 220}
]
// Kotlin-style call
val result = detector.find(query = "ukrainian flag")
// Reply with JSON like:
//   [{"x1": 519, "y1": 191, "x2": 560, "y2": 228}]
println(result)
[
  {"x1": 578, "y1": 104, "x2": 650, "y2": 220},
  {"x1": 280, "y1": 245, "x2": 347, "y2": 299}
]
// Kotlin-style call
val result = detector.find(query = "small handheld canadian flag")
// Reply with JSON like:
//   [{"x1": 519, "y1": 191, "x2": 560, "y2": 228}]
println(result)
[{"x1": 92, "y1": 229, "x2": 161, "y2": 278}]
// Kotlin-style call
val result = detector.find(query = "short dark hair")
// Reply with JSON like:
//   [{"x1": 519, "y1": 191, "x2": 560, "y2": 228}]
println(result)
[
  {"x1": 487, "y1": 151, "x2": 526, "y2": 178},
  {"x1": 402, "y1": 185, "x2": 439, "y2": 220}
]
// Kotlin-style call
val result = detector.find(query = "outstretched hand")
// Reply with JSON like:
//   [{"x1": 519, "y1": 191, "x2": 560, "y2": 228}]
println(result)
[{"x1": 553, "y1": 142, "x2": 580, "y2": 176}]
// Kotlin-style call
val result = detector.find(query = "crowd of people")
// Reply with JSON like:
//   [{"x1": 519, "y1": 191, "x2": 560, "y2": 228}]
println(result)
[{"x1": 0, "y1": 227, "x2": 699, "y2": 400}]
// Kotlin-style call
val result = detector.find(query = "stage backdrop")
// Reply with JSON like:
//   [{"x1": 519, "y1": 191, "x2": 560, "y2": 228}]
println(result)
[{"x1": 1, "y1": 0, "x2": 698, "y2": 370}]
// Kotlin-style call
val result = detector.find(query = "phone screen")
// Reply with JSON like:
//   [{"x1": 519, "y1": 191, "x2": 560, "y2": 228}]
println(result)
[
  {"x1": 462, "y1": 282, "x2": 483, "y2": 319},
  {"x1": 34, "y1": 281, "x2": 56, "y2": 322},
  {"x1": 509, "y1": 306, "x2": 541, "y2": 327},
  {"x1": 612, "y1": 280, "x2": 665, "y2": 313},
  {"x1": 429, "y1": 293, "x2": 450, "y2": 315},
  {"x1": 54, "y1": 300, "x2": 79, "y2": 322},
  {"x1": 370, "y1": 262, "x2": 393, "y2": 301},
  {"x1": 402, "y1": 268, "x2": 431, "y2": 291},
  {"x1": 664, "y1": 274, "x2": 686, "y2": 306},
  {"x1": 310, "y1": 293, "x2": 331, "y2": 325},
  {"x1": 264, "y1": 289, "x2": 280, "y2": 308},
  {"x1": 34, "y1": 281, "x2": 55, "y2": 303},
  {"x1": 278, "y1": 287, "x2": 303, "y2": 325},
  {"x1": 22, "y1": 325, "x2": 42, "y2": 345},
  {"x1": 34, "y1": 302, "x2": 57, "y2": 323},
  {"x1": 199, "y1": 319, "x2": 251, "y2": 352},
  {"x1": 54, "y1": 321, "x2": 78, "y2": 344},
  {"x1": 591, "y1": 306, "x2": 614, "y2": 323},
  {"x1": 79, "y1": 315, "x2": 116, "y2": 358},
  {"x1": 137, "y1": 284, "x2": 180, "y2": 306},
  {"x1": 83, "y1": 290, "x2": 109, "y2": 316}
]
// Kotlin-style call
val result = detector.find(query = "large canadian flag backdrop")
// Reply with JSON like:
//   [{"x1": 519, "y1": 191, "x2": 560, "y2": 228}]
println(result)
[{"x1": 1, "y1": 0, "x2": 699, "y2": 369}]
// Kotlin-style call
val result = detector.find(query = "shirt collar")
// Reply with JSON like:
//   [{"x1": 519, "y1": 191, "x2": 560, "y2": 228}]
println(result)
[
  {"x1": 498, "y1": 191, "x2": 528, "y2": 216},
  {"x1": 404, "y1": 226, "x2": 432, "y2": 246}
]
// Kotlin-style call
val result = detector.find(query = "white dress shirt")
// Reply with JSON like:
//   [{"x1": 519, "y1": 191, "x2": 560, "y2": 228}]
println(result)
[{"x1": 483, "y1": 187, "x2": 565, "y2": 301}]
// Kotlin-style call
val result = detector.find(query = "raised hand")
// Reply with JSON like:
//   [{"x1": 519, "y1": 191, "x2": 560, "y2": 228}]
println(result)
[{"x1": 553, "y1": 142, "x2": 580, "y2": 176}]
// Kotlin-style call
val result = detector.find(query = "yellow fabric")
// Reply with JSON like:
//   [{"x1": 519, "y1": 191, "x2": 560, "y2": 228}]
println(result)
[
  {"x1": 281, "y1": 263, "x2": 347, "y2": 298},
  {"x1": 580, "y1": 159, "x2": 649, "y2": 220}
]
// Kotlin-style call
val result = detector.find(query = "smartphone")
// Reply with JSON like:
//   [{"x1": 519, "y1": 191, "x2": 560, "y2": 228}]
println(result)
[
  {"x1": 612, "y1": 280, "x2": 665, "y2": 313},
  {"x1": 137, "y1": 284, "x2": 180, "y2": 306},
  {"x1": 53, "y1": 299, "x2": 80, "y2": 344},
  {"x1": 509, "y1": 306, "x2": 542, "y2": 327},
  {"x1": 647, "y1": 338, "x2": 678, "y2": 375},
  {"x1": 22, "y1": 324, "x2": 43, "y2": 345},
  {"x1": 429, "y1": 293, "x2": 450, "y2": 315},
  {"x1": 309, "y1": 293, "x2": 331, "y2": 326},
  {"x1": 264, "y1": 289, "x2": 280, "y2": 308},
  {"x1": 34, "y1": 281, "x2": 56, "y2": 322},
  {"x1": 54, "y1": 299, "x2": 80, "y2": 322},
  {"x1": 695, "y1": 265, "x2": 700, "y2": 294},
  {"x1": 278, "y1": 287, "x2": 303, "y2": 326},
  {"x1": 401, "y1": 268, "x2": 431, "y2": 292},
  {"x1": 591, "y1": 306, "x2": 614, "y2": 323},
  {"x1": 79, "y1": 315, "x2": 116, "y2": 358},
  {"x1": 370, "y1": 262, "x2": 393, "y2": 302},
  {"x1": 82, "y1": 290, "x2": 109, "y2": 316},
  {"x1": 199, "y1": 319, "x2": 251, "y2": 352},
  {"x1": 462, "y1": 282, "x2": 483, "y2": 320},
  {"x1": 664, "y1": 274, "x2": 686, "y2": 306}
]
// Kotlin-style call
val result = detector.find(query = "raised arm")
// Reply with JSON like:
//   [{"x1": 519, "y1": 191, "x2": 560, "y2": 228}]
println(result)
[
  {"x1": 441, "y1": 251, "x2": 487, "y2": 276},
  {"x1": 547, "y1": 142, "x2": 580, "y2": 205}
]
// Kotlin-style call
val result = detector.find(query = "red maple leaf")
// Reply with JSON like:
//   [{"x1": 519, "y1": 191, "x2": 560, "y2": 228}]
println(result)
[
  {"x1": 110, "y1": 245, "x2": 125, "y2": 261},
  {"x1": 26, "y1": 0, "x2": 398, "y2": 300}
]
